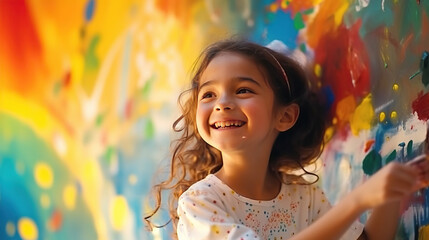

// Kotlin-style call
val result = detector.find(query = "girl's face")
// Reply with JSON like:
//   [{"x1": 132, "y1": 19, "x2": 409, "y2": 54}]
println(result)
[{"x1": 196, "y1": 52, "x2": 282, "y2": 153}]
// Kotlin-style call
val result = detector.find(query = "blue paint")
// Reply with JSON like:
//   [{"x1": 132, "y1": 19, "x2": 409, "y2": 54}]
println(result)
[
  {"x1": 0, "y1": 156, "x2": 43, "y2": 240},
  {"x1": 85, "y1": 0, "x2": 96, "y2": 22},
  {"x1": 0, "y1": 114, "x2": 97, "y2": 239},
  {"x1": 321, "y1": 86, "x2": 335, "y2": 112},
  {"x1": 250, "y1": 10, "x2": 299, "y2": 49},
  {"x1": 344, "y1": 0, "x2": 394, "y2": 38}
]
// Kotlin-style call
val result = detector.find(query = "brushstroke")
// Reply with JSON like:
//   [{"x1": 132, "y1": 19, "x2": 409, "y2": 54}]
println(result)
[
  {"x1": 1, "y1": 1, "x2": 429, "y2": 239},
  {"x1": 412, "y1": 92, "x2": 429, "y2": 121},
  {"x1": 85, "y1": 0, "x2": 96, "y2": 23},
  {"x1": 362, "y1": 149, "x2": 382, "y2": 175}
]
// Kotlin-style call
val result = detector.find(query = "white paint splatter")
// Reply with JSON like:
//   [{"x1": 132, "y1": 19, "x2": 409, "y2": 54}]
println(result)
[
  {"x1": 374, "y1": 99, "x2": 394, "y2": 113},
  {"x1": 355, "y1": 0, "x2": 370, "y2": 12},
  {"x1": 379, "y1": 113, "x2": 427, "y2": 158}
]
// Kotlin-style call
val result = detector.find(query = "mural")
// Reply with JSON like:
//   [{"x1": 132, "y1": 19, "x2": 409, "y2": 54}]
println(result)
[{"x1": 0, "y1": 0, "x2": 428, "y2": 239}]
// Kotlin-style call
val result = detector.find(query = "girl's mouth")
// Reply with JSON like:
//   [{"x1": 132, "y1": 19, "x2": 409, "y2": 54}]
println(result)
[{"x1": 211, "y1": 120, "x2": 246, "y2": 129}]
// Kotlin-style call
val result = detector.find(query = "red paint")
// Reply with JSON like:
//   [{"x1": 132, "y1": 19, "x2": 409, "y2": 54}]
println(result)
[
  {"x1": 0, "y1": 0, "x2": 46, "y2": 95},
  {"x1": 412, "y1": 91, "x2": 429, "y2": 121},
  {"x1": 125, "y1": 98, "x2": 134, "y2": 119},
  {"x1": 63, "y1": 71, "x2": 71, "y2": 87},
  {"x1": 49, "y1": 209, "x2": 63, "y2": 231},
  {"x1": 364, "y1": 140, "x2": 375, "y2": 152},
  {"x1": 314, "y1": 20, "x2": 370, "y2": 129}
]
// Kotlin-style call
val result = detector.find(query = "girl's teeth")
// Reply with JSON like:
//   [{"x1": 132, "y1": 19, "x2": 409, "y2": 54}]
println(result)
[{"x1": 214, "y1": 121, "x2": 244, "y2": 128}]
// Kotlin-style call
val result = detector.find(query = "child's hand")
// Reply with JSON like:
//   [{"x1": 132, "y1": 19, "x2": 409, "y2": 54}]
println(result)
[
  {"x1": 406, "y1": 154, "x2": 429, "y2": 189},
  {"x1": 353, "y1": 155, "x2": 429, "y2": 210}
]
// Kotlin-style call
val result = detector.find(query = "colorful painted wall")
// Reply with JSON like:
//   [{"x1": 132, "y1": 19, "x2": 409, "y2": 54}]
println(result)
[{"x1": 1, "y1": 0, "x2": 428, "y2": 239}]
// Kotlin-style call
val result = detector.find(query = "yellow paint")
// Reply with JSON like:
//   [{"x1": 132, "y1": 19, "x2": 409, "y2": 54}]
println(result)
[
  {"x1": 211, "y1": 225, "x2": 220, "y2": 234},
  {"x1": 314, "y1": 64, "x2": 322, "y2": 77},
  {"x1": 18, "y1": 218, "x2": 38, "y2": 240},
  {"x1": 419, "y1": 224, "x2": 429, "y2": 240},
  {"x1": 379, "y1": 112, "x2": 386, "y2": 122},
  {"x1": 350, "y1": 94, "x2": 374, "y2": 135},
  {"x1": 71, "y1": 53, "x2": 84, "y2": 86},
  {"x1": 34, "y1": 163, "x2": 54, "y2": 189},
  {"x1": 40, "y1": 194, "x2": 51, "y2": 208},
  {"x1": 281, "y1": 0, "x2": 288, "y2": 9},
  {"x1": 63, "y1": 184, "x2": 77, "y2": 210},
  {"x1": 324, "y1": 126, "x2": 335, "y2": 142},
  {"x1": 110, "y1": 196, "x2": 129, "y2": 231},
  {"x1": 0, "y1": 91, "x2": 108, "y2": 240},
  {"x1": 334, "y1": 1, "x2": 350, "y2": 27},
  {"x1": 6, "y1": 221, "x2": 15, "y2": 237},
  {"x1": 390, "y1": 111, "x2": 397, "y2": 120},
  {"x1": 1, "y1": 92, "x2": 54, "y2": 134},
  {"x1": 392, "y1": 84, "x2": 399, "y2": 91},
  {"x1": 269, "y1": 3, "x2": 278, "y2": 12}
]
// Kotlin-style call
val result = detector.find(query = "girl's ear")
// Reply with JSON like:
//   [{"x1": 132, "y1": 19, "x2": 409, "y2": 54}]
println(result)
[{"x1": 276, "y1": 103, "x2": 299, "y2": 132}]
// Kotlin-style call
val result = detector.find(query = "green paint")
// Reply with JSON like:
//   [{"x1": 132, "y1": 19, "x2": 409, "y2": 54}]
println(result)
[
  {"x1": 385, "y1": 150, "x2": 397, "y2": 164},
  {"x1": 407, "y1": 140, "x2": 413, "y2": 157},
  {"x1": 95, "y1": 113, "x2": 104, "y2": 126},
  {"x1": 144, "y1": 118, "x2": 155, "y2": 139},
  {"x1": 299, "y1": 43, "x2": 306, "y2": 53},
  {"x1": 293, "y1": 12, "x2": 305, "y2": 30},
  {"x1": 53, "y1": 81, "x2": 62, "y2": 95},
  {"x1": 141, "y1": 75, "x2": 154, "y2": 98},
  {"x1": 347, "y1": 0, "x2": 394, "y2": 38},
  {"x1": 302, "y1": 8, "x2": 314, "y2": 15},
  {"x1": 399, "y1": 1, "x2": 421, "y2": 40},
  {"x1": 267, "y1": 12, "x2": 276, "y2": 22},
  {"x1": 103, "y1": 146, "x2": 115, "y2": 164},
  {"x1": 84, "y1": 35, "x2": 100, "y2": 70},
  {"x1": 362, "y1": 149, "x2": 382, "y2": 175}
]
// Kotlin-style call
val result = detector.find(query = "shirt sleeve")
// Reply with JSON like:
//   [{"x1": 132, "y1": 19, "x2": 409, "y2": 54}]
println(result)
[
  {"x1": 177, "y1": 187, "x2": 260, "y2": 240},
  {"x1": 310, "y1": 186, "x2": 365, "y2": 240}
]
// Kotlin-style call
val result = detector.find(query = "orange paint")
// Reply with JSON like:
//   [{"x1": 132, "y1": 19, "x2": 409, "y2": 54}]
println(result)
[
  {"x1": 364, "y1": 140, "x2": 375, "y2": 152},
  {"x1": 49, "y1": 209, "x2": 62, "y2": 231},
  {"x1": 305, "y1": 0, "x2": 350, "y2": 48},
  {"x1": 336, "y1": 95, "x2": 356, "y2": 126}
]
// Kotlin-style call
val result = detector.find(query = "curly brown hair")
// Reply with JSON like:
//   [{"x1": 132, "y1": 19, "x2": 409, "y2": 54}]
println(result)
[{"x1": 144, "y1": 38, "x2": 327, "y2": 238}]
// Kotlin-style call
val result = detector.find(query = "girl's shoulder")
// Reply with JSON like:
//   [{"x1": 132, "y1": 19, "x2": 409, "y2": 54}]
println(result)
[
  {"x1": 280, "y1": 174, "x2": 327, "y2": 198},
  {"x1": 179, "y1": 174, "x2": 224, "y2": 201}
]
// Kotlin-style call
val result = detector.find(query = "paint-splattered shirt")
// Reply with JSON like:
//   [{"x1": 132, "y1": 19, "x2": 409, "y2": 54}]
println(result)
[{"x1": 177, "y1": 174, "x2": 364, "y2": 240}]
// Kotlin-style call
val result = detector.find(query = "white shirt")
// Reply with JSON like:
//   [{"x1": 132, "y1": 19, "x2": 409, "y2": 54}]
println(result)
[{"x1": 177, "y1": 174, "x2": 363, "y2": 239}]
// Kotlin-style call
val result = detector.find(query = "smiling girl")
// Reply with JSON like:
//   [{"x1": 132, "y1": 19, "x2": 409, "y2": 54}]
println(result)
[{"x1": 145, "y1": 39, "x2": 429, "y2": 240}]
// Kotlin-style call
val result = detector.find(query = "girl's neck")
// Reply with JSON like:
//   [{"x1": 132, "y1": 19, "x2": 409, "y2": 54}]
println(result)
[{"x1": 215, "y1": 152, "x2": 281, "y2": 200}]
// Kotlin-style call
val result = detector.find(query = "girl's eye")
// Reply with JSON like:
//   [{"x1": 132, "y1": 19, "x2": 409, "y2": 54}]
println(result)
[
  {"x1": 201, "y1": 92, "x2": 215, "y2": 99},
  {"x1": 237, "y1": 88, "x2": 253, "y2": 94}
]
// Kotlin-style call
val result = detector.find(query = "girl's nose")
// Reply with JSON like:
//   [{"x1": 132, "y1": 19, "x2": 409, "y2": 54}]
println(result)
[
  {"x1": 215, "y1": 105, "x2": 232, "y2": 111},
  {"x1": 215, "y1": 96, "x2": 234, "y2": 111}
]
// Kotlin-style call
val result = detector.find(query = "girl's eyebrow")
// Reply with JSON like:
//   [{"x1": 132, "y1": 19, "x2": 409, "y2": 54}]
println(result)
[{"x1": 198, "y1": 77, "x2": 261, "y2": 90}]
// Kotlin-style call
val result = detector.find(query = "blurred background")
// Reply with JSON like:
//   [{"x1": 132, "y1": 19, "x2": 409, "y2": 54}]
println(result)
[{"x1": 1, "y1": 0, "x2": 428, "y2": 239}]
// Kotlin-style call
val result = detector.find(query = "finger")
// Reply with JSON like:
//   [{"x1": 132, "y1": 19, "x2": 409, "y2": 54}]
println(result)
[
  {"x1": 387, "y1": 165, "x2": 419, "y2": 190},
  {"x1": 411, "y1": 180, "x2": 429, "y2": 192},
  {"x1": 412, "y1": 155, "x2": 429, "y2": 172}
]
